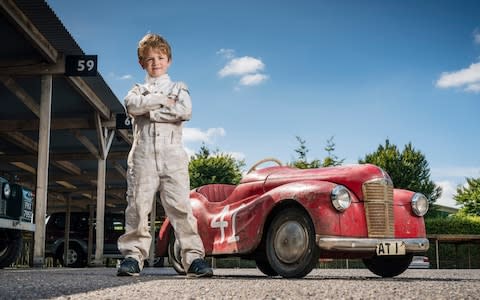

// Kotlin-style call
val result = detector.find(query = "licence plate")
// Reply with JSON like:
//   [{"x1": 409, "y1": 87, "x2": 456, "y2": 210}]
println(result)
[{"x1": 376, "y1": 241, "x2": 406, "y2": 256}]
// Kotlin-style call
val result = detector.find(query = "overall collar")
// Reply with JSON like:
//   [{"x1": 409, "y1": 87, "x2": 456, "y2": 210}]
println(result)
[{"x1": 145, "y1": 74, "x2": 170, "y2": 85}]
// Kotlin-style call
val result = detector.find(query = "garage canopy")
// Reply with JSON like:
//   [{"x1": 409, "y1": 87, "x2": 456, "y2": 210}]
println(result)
[
  {"x1": 0, "y1": 0, "x2": 131, "y2": 210},
  {"x1": 0, "y1": 0, "x2": 131, "y2": 266}
]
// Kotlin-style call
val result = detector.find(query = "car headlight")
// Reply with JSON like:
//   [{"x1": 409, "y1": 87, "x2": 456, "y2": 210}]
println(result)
[
  {"x1": 331, "y1": 185, "x2": 351, "y2": 211},
  {"x1": 2, "y1": 183, "x2": 11, "y2": 199},
  {"x1": 411, "y1": 193, "x2": 429, "y2": 216}
]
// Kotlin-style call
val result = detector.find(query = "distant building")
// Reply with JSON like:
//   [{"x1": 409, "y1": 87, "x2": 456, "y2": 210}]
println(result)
[{"x1": 434, "y1": 204, "x2": 459, "y2": 217}]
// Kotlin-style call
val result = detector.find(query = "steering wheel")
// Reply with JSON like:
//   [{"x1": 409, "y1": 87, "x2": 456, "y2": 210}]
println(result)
[{"x1": 247, "y1": 158, "x2": 283, "y2": 174}]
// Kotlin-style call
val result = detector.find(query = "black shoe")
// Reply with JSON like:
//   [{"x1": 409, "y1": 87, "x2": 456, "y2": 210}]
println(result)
[
  {"x1": 117, "y1": 257, "x2": 140, "y2": 276},
  {"x1": 187, "y1": 258, "x2": 213, "y2": 278}
]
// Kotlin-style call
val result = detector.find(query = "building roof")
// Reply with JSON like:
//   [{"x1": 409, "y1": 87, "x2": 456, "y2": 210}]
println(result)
[{"x1": 0, "y1": 0, "x2": 131, "y2": 212}]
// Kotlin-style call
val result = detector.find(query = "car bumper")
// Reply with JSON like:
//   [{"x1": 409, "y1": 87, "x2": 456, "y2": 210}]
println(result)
[{"x1": 317, "y1": 236, "x2": 429, "y2": 253}]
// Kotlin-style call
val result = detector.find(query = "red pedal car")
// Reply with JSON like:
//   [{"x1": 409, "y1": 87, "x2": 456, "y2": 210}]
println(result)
[{"x1": 156, "y1": 159, "x2": 429, "y2": 278}]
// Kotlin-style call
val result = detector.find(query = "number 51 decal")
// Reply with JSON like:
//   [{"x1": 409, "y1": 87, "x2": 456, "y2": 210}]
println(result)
[{"x1": 210, "y1": 204, "x2": 246, "y2": 244}]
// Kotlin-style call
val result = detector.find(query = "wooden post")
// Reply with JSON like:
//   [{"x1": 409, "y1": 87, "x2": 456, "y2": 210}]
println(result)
[
  {"x1": 93, "y1": 158, "x2": 106, "y2": 266},
  {"x1": 63, "y1": 194, "x2": 71, "y2": 266},
  {"x1": 33, "y1": 75, "x2": 52, "y2": 268},
  {"x1": 91, "y1": 115, "x2": 114, "y2": 266},
  {"x1": 87, "y1": 203, "x2": 94, "y2": 265}
]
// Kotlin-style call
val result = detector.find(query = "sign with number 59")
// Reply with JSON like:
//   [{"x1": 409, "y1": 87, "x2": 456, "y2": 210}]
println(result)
[{"x1": 65, "y1": 55, "x2": 97, "y2": 76}]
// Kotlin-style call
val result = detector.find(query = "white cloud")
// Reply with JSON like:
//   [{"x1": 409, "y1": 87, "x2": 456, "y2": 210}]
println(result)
[
  {"x1": 183, "y1": 127, "x2": 226, "y2": 144},
  {"x1": 435, "y1": 180, "x2": 461, "y2": 208},
  {"x1": 465, "y1": 82, "x2": 480, "y2": 92},
  {"x1": 109, "y1": 72, "x2": 133, "y2": 80},
  {"x1": 239, "y1": 73, "x2": 269, "y2": 86},
  {"x1": 217, "y1": 50, "x2": 269, "y2": 88},
  {"x1": 436, "y1": 62, "x2": 480, "y2": 93},
  {"x1": 224, "y1": 151, "x2": 245, "y2": 161},
  {"x1": 184, "y1": 146, "x2": 195, "y2": 159},
  {"x1": 431, "y1": 166, "x2": 480, "y2": 179},
  {"x1": 474, "y1": 29, "x2": 480, "y2": 44},
  {"x1": 218, "y1": 56, "x2": 265, "y2": 77},
  {"x1": 216, "y1": 48, "x2": 235, "y2": 59}
]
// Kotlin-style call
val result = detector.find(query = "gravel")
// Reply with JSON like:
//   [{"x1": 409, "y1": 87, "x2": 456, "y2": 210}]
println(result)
[{"x1": 1, "y1": 267, "x2": 479, "y2": 299}]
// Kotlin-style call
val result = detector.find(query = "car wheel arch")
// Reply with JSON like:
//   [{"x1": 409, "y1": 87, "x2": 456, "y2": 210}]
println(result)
[{"x1": 259, "y1": 199, "x2": 314, "y2": 248}]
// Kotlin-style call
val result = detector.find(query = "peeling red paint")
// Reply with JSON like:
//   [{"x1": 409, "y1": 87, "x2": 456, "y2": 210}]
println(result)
[{"x1": 156, "y1": 164, "x2": 427, "y2": 259}]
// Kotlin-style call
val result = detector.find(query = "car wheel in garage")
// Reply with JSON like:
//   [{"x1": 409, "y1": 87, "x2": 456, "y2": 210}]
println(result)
[
  {"x1": 0, "y1": 230, "x2": 22, "y2": 268},
  {"x1": 265, "y1": 207, "x2": 319, "y2": 278},
  {"x1": 56, "y1": 243, "x2": 86, "y2": 268}
]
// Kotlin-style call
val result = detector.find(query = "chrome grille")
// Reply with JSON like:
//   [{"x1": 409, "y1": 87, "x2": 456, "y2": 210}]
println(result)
[{"x1": 362, "y1": 179, "x2": 394, "y2": 238}]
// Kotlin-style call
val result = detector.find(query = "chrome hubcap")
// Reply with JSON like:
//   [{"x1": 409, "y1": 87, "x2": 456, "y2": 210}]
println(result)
[
  {"x1": 273, "y1": 220, "x2": 308, "y2": 263},
  {"x1": 66, "y1": 249, "x2": 77, "y2": 264}
]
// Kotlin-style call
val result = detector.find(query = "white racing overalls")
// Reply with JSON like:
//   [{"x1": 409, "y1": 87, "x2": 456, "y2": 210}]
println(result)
[{"x1": 117, "y1": 74, "x2": 205, "y2": 271}]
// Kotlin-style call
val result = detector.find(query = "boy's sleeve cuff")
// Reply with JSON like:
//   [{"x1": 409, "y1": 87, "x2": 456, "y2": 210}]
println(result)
[{"x1": 145, "y1": 93, "x2": 169, "y2": 106}]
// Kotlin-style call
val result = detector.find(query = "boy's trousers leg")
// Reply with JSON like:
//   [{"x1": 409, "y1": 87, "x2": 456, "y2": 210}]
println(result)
[
  {"x1": 117, "y1": 170, "x2": 159, "y2": 269},
  {"x1": 160, "y1": 166, "x2": 205, "y2": 271}
]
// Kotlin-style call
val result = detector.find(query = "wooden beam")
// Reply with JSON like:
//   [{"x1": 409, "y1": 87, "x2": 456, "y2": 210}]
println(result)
[
  {"x1": 116, "y1": 129, "x2": 132, "y2": 145},
  {"x1": 0, "y1": 131, "x2": 38, "y2": 152},
  {"x1": 67, "y1": 77, "x2": 110, "y2": 119},
  {"x1": 0, "y1": 56, "x2": 65, "y2": 75},
  {"x1": 0, "y1": 118, "x2": 93, "y2": 132},
  {"x1": 0, "y1": 131, "x2": 83, "y2": 176},
  {"x1": 0, "y1": 151, "x2": 128, "y2": 162},
  {"x1": 0, "y1": 0, "x2": 58, "y2": 63},
  {"x1": 0, "y1": 76, "x2": 40, "y2": 117},
  {"x1": 9, "y1": 161, "x2": 36, "y2": 174},
  {"x1": 72, "y1": 129, "x2": 100, "y2": 159},
  {"x1": 112, "y1": 161, "x2": 127, "y2": 180}
]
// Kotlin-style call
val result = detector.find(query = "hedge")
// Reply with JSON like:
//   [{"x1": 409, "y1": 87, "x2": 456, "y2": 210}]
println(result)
[{"x1": 425, "y1": 214, "x2": 480, "y2": 234}]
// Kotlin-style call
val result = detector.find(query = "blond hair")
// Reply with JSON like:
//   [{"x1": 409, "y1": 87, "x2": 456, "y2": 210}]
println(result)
[{"x1": 137, "y1": 33, "x2": 172, "y2": 61}]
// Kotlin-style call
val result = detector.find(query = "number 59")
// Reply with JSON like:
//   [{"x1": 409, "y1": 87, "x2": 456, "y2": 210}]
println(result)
[{"x1": 77, "y1": 59, "x2": 95, "y2": 71}]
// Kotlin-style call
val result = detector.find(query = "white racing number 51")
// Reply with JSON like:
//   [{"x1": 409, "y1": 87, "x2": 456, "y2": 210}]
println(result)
[{"x1": 210, "y1": 204, "x2": 246, "y2": 244}]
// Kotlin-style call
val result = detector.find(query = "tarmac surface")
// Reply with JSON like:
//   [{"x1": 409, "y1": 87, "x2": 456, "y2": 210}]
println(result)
[{"x1": 1, "y1": 267, "x2": 479, "y2": 299}]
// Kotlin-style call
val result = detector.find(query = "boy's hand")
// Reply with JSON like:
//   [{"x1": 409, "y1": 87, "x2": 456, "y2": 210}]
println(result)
[{"x1": 166, "y1": 97, "x2": 176, "y2": 107}]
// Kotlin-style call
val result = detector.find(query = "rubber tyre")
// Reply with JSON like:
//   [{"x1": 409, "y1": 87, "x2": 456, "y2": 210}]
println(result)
[
  {"x1": 265, "y1": 208, "x2": 319, "y2": 278},
  {"x1": 363, "y1": 254, "x2": 414, "y2": 277},
  {"x1": 56, "y1": 243, "x2": 87, "y2": 268},
  {"x1": 144, "y1": 257, "x2": 164, "y2": 267},
  {"x1": 255, "y1": 257, "x2": 278, "y2": 276},
  {"x1": 167, "y1": 232, "x2": 186, "y2": 275},
  {"x1": 0, "y1": 230, "x2": 23, "y2": 268}
]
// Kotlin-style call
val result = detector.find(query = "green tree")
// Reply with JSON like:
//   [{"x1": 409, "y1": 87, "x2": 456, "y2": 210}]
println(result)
[
  {"x1": 359, "y1": 139, "x2": 442, "y2": 207},
  {"x1": 454, "y1": 177, "x2": 480, "y2": 216},
  {"x1": 322, "y1": 136, "x2": 345, "y2": 167},
  {"x1": 290, "y1": 136, "x2": 321, "y2": 169},
  {"x1": 188, "y1": 144, "x2": 245, "y2": 188},
  {"x1": 291, "y1": 136, "x2": 344, "y2": 169}
]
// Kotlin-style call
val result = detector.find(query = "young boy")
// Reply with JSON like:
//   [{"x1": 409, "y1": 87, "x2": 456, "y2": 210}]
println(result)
[{"x1": 117, "y1": 33, "x2": 212, "y2": 277}]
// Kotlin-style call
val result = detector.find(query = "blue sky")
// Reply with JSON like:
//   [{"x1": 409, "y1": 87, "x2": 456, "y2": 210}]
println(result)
[{"x1": 46, "y1": 0, "x2": 480, "y2": 208}]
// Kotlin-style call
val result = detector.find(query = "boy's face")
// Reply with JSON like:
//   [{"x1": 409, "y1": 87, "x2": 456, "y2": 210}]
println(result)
[{"x1": 139, "y1": 47, "x2": 171, "y2": 77}]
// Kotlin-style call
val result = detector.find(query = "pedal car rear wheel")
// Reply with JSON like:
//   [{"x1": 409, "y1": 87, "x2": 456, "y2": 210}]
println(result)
[
  {"x1": 362, "y1": 254, "x2": 413, "y2": 277},
  {"x1": 167, "y1": 232, "x2": 186, "y2": 275},
  {"x1": 265, "y1": 207, "x2": 318, "y2": 278}
]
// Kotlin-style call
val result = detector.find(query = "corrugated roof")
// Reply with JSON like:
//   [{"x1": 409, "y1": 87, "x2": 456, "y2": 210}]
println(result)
[{"x1": 14, "y1": 0, "x2": 124, "y2": 113}]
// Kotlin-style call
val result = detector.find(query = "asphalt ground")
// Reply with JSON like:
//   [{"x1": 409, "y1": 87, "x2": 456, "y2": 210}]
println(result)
[{"x1": 1, "y1": 267, "x2": 479, "y2": 299}]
